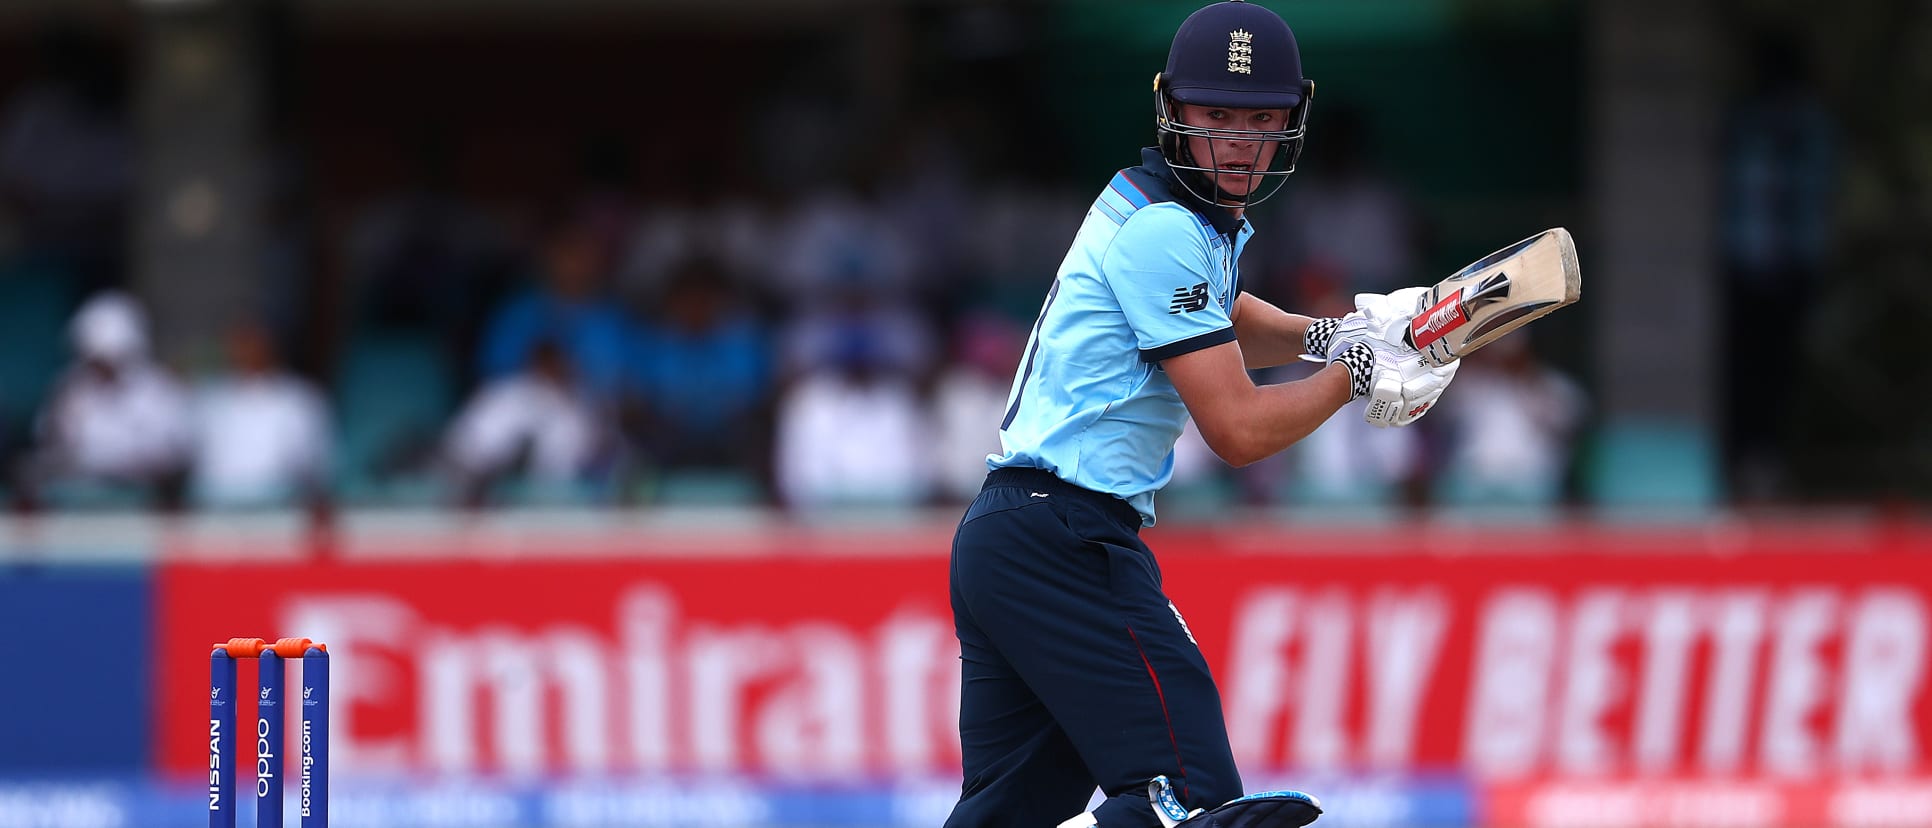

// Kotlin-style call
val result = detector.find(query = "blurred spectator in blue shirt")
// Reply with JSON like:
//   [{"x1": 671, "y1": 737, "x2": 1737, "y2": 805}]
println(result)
[
  {"x1": 477, "y1": 220, "x2": 630, "y2": 406},
  {"x1": 778, "y1": 284, "x2": 936, "y2": 384},
  {"x1": 625, "y1": 256, "x2": 773, "y2": 486}
]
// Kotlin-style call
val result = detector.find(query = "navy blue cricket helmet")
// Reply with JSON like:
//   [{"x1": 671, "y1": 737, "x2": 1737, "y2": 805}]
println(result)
[{"x1": 1154, "y1": 0, "x2": 1314, "y2": 207}]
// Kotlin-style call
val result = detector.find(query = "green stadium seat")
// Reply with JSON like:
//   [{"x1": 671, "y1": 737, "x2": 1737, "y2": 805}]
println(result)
[
  {"x1": 332, "y1": 331, "x2": 455, "y2": 505},
  {"x1": 1585, "y1": 419, "x2": 1719, "y2": 517},
  {"x1": 0, "y1": 261, "x2": 79, "y2": 432}
]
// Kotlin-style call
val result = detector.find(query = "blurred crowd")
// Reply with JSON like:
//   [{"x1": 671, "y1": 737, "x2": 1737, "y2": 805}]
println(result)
[
  {"x1": 0, "y1": 14, "x2": 1611, "y2": 519},
  {"x1": 0, "y1": 222, "x2": 1587, "y2": 519},
  {"x1": 102, "y1": 8, "x2": 1932, "y2": 519},
  {"x1": 0, "y1": 42, "x2": 1589, "y2": 520}
]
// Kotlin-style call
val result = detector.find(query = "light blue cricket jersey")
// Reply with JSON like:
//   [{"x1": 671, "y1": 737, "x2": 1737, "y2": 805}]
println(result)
[{"x1": 991, "y1": 148, "x2": 1252, "y2": 527}]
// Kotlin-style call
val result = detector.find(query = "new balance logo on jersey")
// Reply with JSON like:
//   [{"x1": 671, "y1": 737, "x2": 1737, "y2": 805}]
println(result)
[{"x1": 1169, "y1": 283, "x2": 1210, "y2": 314}]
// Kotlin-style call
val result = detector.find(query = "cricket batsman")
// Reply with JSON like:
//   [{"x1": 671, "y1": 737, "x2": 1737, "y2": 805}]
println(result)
[{"x1": 943, "y1": 2, "x2": 1459, "y2": 826}]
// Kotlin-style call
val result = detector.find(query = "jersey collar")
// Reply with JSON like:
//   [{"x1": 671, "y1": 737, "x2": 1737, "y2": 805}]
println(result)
[{"x1": 1135, "y1": 147, "x2": 1247, "y2": 238}]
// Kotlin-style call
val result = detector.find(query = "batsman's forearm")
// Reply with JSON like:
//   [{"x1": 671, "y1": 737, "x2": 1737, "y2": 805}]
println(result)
[
  {"x1": 1231, "y1": 292, "x2": 1318, "y2": 369},
  {"x1": 1213, "y1": 366, "x2": 1352, "y2": 466}
]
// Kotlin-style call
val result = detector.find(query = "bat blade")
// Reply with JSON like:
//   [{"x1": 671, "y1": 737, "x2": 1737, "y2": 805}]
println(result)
[{"x1": 1405, "y1": 227, "x2": 1581, "y2": 366}]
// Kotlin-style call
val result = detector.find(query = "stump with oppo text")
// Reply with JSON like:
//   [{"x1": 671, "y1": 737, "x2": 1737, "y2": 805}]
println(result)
[{"x1": 209, "y1": 637, "x2": 330, "y2": 828}]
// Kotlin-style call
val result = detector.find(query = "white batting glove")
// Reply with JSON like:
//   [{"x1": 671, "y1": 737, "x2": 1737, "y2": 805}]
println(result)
[
  {"x1": 1354, "y1": 286, "x2": 1429, "y2": 329},
  {"x1": 1307, "y1": 287, "x2": 1457, "y2": 427},
  {"x1": 1303, "y1": 312, "x2": 1378, "y2": 362},
  {"x1": 1303, "y1": 287, "x2": 1430, "y2": 364},
  {"x1": 1364, "y1": 352, "x2": 1459, "y2": 427}
]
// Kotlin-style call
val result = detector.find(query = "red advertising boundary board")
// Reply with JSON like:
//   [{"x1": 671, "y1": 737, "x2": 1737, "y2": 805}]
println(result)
[{"x1": 157, "y1": 525, "x2": 1932, "y2": 791}]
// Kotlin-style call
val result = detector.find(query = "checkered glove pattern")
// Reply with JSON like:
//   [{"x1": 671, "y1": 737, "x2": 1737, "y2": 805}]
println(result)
[
  {"x1": 1332, "y1": 341, "x2": 1374, "y2": 400},
  {"x1": 1303, "y1": 316, "x2": 1341, "y2": 360}
]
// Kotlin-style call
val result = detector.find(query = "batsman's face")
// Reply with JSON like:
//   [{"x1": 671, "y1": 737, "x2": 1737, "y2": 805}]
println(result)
[{"x1": 1176, "y1": 103, "x2": 1287, "y2": 198}]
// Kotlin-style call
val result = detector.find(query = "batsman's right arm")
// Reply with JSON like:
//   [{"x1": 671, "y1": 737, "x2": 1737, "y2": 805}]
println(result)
[
  {"x1": 1162, "y1": 339, "x2": 1355, "y2": 467},
  {"x1": 1229, "y1": 291, "x2": 1318, "y2": 370}
]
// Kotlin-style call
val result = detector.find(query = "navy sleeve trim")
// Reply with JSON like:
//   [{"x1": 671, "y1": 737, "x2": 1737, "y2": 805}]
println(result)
[{"x1": 1139, "y1": 326, "x2": 1237, "y2": 363}]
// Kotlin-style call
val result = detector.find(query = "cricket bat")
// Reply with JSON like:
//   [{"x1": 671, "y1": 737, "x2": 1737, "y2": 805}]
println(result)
[{"x1": 1405, "y1": 227, "x2": 1582, "y2": 367}]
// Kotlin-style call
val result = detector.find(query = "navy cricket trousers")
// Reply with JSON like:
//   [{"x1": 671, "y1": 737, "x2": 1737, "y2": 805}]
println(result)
[{"x1": 944, "y1": 468, "x2": 1241, "y2": 828}]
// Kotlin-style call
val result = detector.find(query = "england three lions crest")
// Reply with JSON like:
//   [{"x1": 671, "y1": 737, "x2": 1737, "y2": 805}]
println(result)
[{"x1": 1228, "y1": 28, "x2": 1253, "y2": 74}]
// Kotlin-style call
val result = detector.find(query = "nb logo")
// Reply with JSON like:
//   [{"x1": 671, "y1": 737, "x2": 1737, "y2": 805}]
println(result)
[{"x1": 1169, "y1": 283, "x2": 1210, "y2": 314}]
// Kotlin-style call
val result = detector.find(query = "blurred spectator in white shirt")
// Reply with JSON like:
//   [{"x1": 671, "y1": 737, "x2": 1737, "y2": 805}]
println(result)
[
  {"x1": 928, "y1": 313, "x2": 1024, "y2": 504},
  {"x1": 190, "y1": 321, "x2": 332, "y2": 510},
  {"x1": 1291, "y1": 406, "x2": 1424, "y2": 509},
  {"x1": 443, "y1": 339, "x2": 607, "y2": 507},
  {"x1": 1433, "y1": 334, "x2": 1586, "y2": 509},
  {"x1": 775, "y1": 326, "x2": 927, "y2": 511},
  {"x1": 11, "y1": 291, "x2": 190, "y2": 511}
]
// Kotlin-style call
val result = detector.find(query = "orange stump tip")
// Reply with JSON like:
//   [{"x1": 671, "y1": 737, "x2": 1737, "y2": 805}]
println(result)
[
  {"x1": 212, "y1": 637, "x2": 328, "y2": 657},
  {"x1": 213, "y1": 638, "x2": 266, "y2": 657}
]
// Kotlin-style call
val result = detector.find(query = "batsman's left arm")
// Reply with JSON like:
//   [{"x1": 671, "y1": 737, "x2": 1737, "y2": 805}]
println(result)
[{"x1": 1230, "y1": 292, "x2": 1317, "y2": 369}]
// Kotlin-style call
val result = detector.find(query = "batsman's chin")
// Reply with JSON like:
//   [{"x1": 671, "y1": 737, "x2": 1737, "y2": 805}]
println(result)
[{"x1": 1213, "y1": 171, "x2": 1257, "y2": 194}]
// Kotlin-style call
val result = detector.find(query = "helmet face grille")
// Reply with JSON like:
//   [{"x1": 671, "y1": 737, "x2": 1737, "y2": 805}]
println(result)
[
  {"x1": 1155, "y1": 76, "x2": 1313, "y2": 209},
  {"x1": 1154, "y1": 2, "x2": 1311, "y2": 208}
]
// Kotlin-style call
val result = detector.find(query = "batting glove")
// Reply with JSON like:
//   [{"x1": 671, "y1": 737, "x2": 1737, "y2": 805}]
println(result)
[
  {"x1": 1303, "y1": 287, "x2": 1430, "y2": 365},
  {"x1": 1330, "y1": 342, "x2": 1376, "y2": 401},
  {"x1": 1302, "y1": 315, "x2": 1345, "y2": 361},
  {"x1": 1363, "y1": 352, "x2": 1459, "y2": 428},
  {"x1": 1353, "y1": 286, "x2": 1429, "y2": 330}
]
